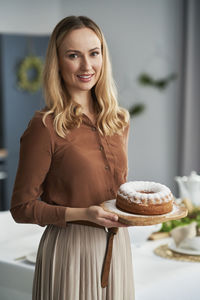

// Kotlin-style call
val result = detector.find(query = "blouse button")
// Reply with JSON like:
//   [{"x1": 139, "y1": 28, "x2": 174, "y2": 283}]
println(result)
[{"x1": 99, "y1": 145, "x2": 103, "y2": 151}]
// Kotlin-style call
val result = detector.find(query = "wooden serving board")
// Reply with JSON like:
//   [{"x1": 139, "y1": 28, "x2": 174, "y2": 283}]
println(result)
[{"x1": 100, "y1": 199, "x2": 188, "y2": 226}]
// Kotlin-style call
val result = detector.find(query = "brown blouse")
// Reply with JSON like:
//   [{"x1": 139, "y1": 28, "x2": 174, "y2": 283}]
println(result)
[{"x1": 10, "y1": 111, "x2": 130, "y2": 228}]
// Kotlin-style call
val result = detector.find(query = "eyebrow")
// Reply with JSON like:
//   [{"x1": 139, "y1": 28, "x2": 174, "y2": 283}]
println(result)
[{"x1": 65, "y1": 47, "x2": 100, "y2": 54}]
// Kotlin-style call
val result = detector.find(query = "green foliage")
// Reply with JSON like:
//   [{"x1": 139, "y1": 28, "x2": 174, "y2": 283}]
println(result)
[
  {"x1": 129, "y1": 103, "x2": 145, "y2": 117},
  {"x1": 17, "y1": 55, "x2": 44, "y2": 93},
  {"x1": 160, "y1": 210, "x2": 200, "y2": 232},
  {"x1": 138, "y1": 73, "x2": 177, "y2": 90}
]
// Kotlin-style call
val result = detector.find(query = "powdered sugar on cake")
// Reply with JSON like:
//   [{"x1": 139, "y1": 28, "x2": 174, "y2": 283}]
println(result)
[{"x1": 118, "y1": 181, "x2": 173, "y2": 205}]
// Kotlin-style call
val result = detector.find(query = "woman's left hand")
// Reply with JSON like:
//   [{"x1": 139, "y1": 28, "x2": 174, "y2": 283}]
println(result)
[{"x1": 84, "y1": 205, "x2": 128, "y2": 228}]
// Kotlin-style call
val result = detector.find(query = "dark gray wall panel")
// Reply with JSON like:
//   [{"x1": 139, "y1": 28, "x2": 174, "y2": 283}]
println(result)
[{"x1": 0, "y1": 34, "x2": 49, "y2": 210}]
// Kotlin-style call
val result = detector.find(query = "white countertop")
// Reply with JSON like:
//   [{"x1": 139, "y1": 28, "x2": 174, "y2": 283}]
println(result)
[{"x1": 0, "y1": 211, "x2": 200, "y2": 300}]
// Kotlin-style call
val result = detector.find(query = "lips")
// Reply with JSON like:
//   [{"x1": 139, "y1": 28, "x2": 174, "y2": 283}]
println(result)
[
  {"x1": 77, "y1": 74, "x2": 94, "y2": 79},
  {"x1": 77, "y1": 74, "x2": 94, "y2": 82}
]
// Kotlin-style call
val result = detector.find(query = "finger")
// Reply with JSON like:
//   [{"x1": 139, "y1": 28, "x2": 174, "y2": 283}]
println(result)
[{"x1": 101, "y1": 211, "x2": 118, "y2": 222}]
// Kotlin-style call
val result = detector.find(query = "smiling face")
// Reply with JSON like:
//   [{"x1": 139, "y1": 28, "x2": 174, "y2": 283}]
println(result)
[{"x1": 58, "y1": 27, "x2": 103, "y2": 96}]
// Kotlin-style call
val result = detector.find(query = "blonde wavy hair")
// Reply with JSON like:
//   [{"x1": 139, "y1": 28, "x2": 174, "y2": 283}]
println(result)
[{"x1": 42, "y1": 15, "x2": 129, "y2": 137}]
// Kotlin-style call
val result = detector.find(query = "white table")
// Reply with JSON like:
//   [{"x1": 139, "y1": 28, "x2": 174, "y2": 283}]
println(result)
[
  {"x1": 0, "y1": 211, "x2": 200, "y2": 300},
  {"x1": 0, "y1": 211, "x2": 44, "y2": 299},
  {"x1": 132, "y1": 240, "x2": 200, "y2": 300}
]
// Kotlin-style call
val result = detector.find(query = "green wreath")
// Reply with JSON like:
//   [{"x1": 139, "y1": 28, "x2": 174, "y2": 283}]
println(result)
[{"x1": 18, "y1": 55, "x2": 43, "y2": 93}]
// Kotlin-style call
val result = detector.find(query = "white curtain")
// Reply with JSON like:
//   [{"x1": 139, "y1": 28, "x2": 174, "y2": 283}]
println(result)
[{"x1": 179, "y1": 0, "x2": 200, "y2": 175}]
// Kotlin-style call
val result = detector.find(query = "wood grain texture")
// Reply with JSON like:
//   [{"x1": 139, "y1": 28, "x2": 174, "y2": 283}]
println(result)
[{"x1": 101, "y1": 200, "x2": 188, "y2": 226}]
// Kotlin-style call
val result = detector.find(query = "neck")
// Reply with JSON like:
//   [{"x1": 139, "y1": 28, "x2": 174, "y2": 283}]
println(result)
[{"x1": 70, "y1": 90, "x2": 95, "y2": 114}]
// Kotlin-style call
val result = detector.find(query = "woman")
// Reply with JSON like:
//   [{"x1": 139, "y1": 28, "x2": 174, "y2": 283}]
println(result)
[{"x1": 10, "y1": 16, "x2": 135, "y2": 300}]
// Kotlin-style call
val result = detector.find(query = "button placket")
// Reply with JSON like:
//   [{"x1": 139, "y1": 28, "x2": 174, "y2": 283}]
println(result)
[{"x1": 93, "y1": 129, "x2": 113, "y2": 179}]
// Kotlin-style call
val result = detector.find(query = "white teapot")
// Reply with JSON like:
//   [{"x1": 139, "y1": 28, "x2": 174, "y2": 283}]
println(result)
[{"x1": 175, "y1": 171, "x2": 200, "y2": 207}]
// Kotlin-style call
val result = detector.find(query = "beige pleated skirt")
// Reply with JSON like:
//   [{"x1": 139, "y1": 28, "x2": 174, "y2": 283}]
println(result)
[{"x1": 32, "y1": 224, "x2": 135, "y2": 300}]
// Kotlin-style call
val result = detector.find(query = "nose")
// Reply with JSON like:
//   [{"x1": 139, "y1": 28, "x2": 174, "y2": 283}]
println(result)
[{"x1": 80, "y1": 55, "x2": 92, "y2": 71}]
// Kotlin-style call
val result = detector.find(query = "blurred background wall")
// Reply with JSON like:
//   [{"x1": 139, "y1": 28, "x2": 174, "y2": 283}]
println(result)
[{"x1": 0, "y1": 0, "x2": 196, "y2": 209}]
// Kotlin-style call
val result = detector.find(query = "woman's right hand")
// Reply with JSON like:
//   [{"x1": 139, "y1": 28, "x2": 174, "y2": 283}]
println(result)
[{"x1": 85, "y1": 205, "x2": 128, "y2": 228}]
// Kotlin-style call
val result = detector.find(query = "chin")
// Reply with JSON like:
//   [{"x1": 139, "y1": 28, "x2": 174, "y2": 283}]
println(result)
[{"x1": 78, "y1": 83, "x2": 96, "y2": 91}]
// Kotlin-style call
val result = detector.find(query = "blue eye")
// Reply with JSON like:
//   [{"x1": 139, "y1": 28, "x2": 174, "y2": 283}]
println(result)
[
  {"x1": 91, "y1": 51, "x2": 99, "y2": 56},
  {"x1": 68, "y1": 53, "x2": 78, "y2": 59}
]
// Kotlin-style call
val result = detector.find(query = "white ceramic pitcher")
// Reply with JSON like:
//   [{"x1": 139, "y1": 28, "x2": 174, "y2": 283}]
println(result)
[{"x1": 175, "y1": 171, "x2": 200, "y2": 207}]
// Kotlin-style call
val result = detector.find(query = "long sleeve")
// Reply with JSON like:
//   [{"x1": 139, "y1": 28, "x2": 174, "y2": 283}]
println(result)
[{"x1": 10, "y1": 115, "x2": 67, "y2": 228}]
